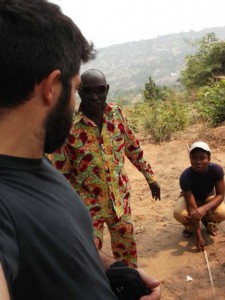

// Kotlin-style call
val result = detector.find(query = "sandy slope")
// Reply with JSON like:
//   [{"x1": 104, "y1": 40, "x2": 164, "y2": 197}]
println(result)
[{"x1": 103, "y1": 139, "x2": 225, "y2": 300}]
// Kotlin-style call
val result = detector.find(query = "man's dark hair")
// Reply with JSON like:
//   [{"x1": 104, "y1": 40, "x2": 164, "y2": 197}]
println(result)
[{"x1": 0, "y1": 0, "x2": 96, "y2": 108}]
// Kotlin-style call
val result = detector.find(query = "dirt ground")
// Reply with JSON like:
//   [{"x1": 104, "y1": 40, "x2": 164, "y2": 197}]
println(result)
[{"x1": 102, "y1": 134, "x2": 225, "y2": 300}]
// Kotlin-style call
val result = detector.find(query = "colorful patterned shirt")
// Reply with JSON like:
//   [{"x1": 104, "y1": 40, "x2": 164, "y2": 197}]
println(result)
[{"x1": 50, "y1": 103, "x2": 156, "y2": 217}]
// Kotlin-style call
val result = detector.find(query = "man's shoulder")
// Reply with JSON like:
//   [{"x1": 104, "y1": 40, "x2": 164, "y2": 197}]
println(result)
[
  {"x1": 209, "y1": 162, "x2": 222, "y2": 169},
  {"x1": 106, "y1": 102, "x2": 120, "y2": 110},
  {"x1": 105, "y1": 102, "x2": 123, "y2": 116},
  {"x1": 209, "y1": 162, "x2": 224, "y2": 174},
  {"x1": 180, "y1": 166, "x2": 192, "y2": 176},
  {"x1": 180, "y1": 167, "x2": 193, "y2": 182}
]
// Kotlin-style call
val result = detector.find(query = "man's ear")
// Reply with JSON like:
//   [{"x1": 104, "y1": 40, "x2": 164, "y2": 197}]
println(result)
[{"x1": 41, "y1": 70, "x2": 61, "y2": 106}]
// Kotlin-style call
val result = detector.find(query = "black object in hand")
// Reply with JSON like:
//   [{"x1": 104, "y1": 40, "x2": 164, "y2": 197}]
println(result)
[{"x1": 106, "y1": 267, "x2": 151, "y2": 300}]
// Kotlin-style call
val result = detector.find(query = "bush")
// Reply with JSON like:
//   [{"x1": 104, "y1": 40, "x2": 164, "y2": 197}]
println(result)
[
  {"x1": 142, "y1": 99, "x2": 191, "y2": 143},
  {"x1": 195, "y1": 81, "x2": 225, "y2": 126},
  {"x1": 124, "y1": 102, "x2": 152, "y2": 132}
]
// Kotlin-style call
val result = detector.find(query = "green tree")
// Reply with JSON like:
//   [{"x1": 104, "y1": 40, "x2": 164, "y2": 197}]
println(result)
[
  {"x1": 143, "y1": 76, "x2": 172, "y2": 102},
  {"x1": 143, "y1": 76, "x2": 159, "y2": 101},
  {"x1": 181, "y1": 33, "x2": 225, "y2": 89}
]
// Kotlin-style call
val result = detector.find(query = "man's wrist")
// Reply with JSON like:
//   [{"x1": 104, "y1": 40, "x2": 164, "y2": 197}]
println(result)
[
  {"x1": 203, "y1": 203, "x2": 211, "y2": 214},
  {"x1": 146, "y1": 174, "x2": 156, "y2": 185}
]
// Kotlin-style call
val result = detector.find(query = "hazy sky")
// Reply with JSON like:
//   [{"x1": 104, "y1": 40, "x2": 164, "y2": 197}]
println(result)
[{"x1": 52, "y1": 0, "x2": 225, "y2": 48}]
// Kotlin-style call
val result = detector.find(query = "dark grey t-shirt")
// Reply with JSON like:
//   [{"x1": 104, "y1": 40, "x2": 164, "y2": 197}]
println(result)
[
  {"x1": 180, "y1": 162, "x2": 224, "y2": 205},
  {"x1": 0, "y1": 155, "x2": 116, "y2": 300}
]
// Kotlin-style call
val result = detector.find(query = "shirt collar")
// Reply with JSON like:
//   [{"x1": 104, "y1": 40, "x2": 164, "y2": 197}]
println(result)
[{"x1": 75, "y1": 103, "x2": 111, "y2": 127}]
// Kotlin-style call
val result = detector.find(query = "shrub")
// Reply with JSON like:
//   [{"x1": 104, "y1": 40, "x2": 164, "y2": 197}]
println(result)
[
  {"x1": 142, "y1": 99, "x2": 191, "y2": 143},
  {"x1": 195, "y1": 81, "x2": 225, "y2": 126},
  {"x1": 124, "y1": 102, "x2": 152, "y2": 132}
]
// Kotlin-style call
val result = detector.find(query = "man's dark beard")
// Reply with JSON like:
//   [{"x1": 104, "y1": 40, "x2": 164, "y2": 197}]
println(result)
[{"x1": 44, "y1": 81, "x2": 74, "y2": 153}]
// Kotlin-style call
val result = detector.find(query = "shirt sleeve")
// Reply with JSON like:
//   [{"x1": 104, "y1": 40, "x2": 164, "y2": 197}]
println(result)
[
  {"x1": 214, "y1": 164, "x2": 224, "y2": 181},
  {"x1": 118, "y1": 107, "x2": 156, "y2": 184},
  {"x1": 0, "y1": 200, "x2": 19, "y2": 285},
  {"x1": 180, "y1": 167, "x2": 196, "y2": 191},
  {"x1": 180, "y1": 169, "x2": 192, "y2": 191}
]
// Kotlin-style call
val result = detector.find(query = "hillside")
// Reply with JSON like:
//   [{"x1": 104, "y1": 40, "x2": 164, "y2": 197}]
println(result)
[{"x1": 82, "y1": 26, "x2": 225, "y2": 100}]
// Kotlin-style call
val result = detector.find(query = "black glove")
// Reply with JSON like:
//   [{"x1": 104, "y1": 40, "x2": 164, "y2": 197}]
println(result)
[{"x1": 149, "y1": 181, "x2": 161, "y2": 200}]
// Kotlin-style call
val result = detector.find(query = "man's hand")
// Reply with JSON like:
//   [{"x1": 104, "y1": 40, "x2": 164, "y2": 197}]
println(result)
[
  {"x1": 149, "y1": 181, "x2": 161, "y2": 201},
  {"x1": 196, "y1": 236, "x2": 205, "y2": 252},
  {"x1": 189, "y1": 206, "x2": 207, "y2": 222},
  {"x1": 189, "y1": 218, "x2": 205, "y2": 252},
  {"x1": 137, "y1": 268, "x2": 161, "y2": 300}
]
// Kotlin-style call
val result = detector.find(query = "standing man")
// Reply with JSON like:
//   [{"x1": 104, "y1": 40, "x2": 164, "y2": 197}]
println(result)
[
  {"x1": 174, "y1": 141, "x2": 225, "y2": 252},
  {"x1": 0, "y1": 1, "x2": 161, "y2": 299},
  {"x1": 51, "y1": 68, "x2": 161, "y2": 267}
]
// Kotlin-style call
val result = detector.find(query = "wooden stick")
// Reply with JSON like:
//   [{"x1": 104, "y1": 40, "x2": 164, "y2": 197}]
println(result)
[{"x1": 204, "y1": 250, "x2": 216, "y2": 299}]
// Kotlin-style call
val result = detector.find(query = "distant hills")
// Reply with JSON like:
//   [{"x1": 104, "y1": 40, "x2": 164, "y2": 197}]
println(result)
[{"x1": 81, "y1": 26, "x2": 225, "y2": 100}]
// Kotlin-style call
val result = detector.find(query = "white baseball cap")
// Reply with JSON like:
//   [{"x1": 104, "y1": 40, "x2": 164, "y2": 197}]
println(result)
[{"x1": 189, "y1": 141, "x2": 211, "y2": 153}]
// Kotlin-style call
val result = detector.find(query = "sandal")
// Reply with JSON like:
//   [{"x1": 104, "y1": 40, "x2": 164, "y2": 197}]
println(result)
[
  {"x1": 206, "y1": 222, "x2": 218, "y2": 236},
  {"x1": 182, "y1": 229, "x2": 193, "y2": 238}
]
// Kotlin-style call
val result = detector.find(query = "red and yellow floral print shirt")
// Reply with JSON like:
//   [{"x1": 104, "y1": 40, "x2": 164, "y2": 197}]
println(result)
[{"x1": 50, "y1": 103, "x2": 155, "y2": 217}]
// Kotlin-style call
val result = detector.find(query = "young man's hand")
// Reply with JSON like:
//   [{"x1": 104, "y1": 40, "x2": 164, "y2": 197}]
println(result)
[
  {"x1": 196, "y1": 236, "x2": 205, "y2": 252},
  {"x1": 189, "y1": 206, "x2": 207, "y2": 222},
  {"x1": 193, "y1": 221, "x2": 205, "y2": 252}
]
